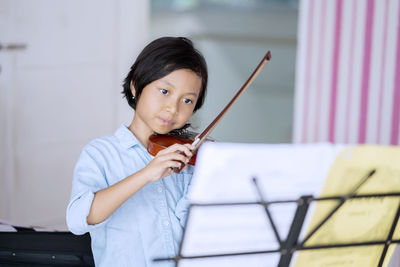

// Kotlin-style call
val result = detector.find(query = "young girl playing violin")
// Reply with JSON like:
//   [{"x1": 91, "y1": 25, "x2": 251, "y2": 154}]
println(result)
[{"x1": 66, "y1": 36, "x2": 208, "y2": 267}]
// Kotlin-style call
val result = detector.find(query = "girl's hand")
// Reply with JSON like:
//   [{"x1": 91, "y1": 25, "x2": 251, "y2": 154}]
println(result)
[{"x1": 143, "y1": 143, "x2": 194, "y2": 182}]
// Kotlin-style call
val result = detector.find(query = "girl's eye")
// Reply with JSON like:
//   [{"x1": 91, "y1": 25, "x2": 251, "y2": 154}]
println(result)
[
  {"x1": 160, "y1": 88, "x2": 169, "y2": 95},
  {"x1": 183, "y1": 98, "x2": 193, "y2": 104}
]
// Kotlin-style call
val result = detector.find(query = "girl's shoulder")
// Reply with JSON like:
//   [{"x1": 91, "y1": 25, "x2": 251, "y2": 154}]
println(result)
[
  {"x1": 81, "y1": 134, "x2": 120, "y2": 159},
  {"x1": 88, "y1": 134, "x2": 116, "y2": 148},
  {"x1": 81, "y1": 125, "x2": 141, "y2": 159}
]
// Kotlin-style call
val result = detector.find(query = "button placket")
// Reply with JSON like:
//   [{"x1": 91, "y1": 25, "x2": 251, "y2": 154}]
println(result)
[
  {"x1": 155, "y1": 180, "x2": 174, "y2": 255},
  {"x1": 156, "y1": 181, "x2": 169, "y2": 224}
]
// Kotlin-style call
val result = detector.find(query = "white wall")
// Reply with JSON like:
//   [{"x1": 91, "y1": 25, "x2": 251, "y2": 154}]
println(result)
[{"x1": 0, "y1": 0, "x2": 149, "y2": 230}]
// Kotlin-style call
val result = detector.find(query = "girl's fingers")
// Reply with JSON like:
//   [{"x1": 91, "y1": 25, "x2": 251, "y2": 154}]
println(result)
[
  {"x1": 184, "y1": 143, "x2": 195, "y2": 151},
  {"x1": 150, "y1": 144, "x2": 194, "y2": 177},
  {"x1": 169, "y1": 160, "x2": 183, "y2": 168},
  {"x1": 147, "y1": 147, "x2": 191, "y2": 181},
  {"x1": 157, "y1": 143, "x2": 193, "y2": 158},
  {"x1": 159, "y1": 152, "x2": 189, "y2": 165},
  {"x1": 166, "y1": 161, "x2": 184, "y2": 174}
]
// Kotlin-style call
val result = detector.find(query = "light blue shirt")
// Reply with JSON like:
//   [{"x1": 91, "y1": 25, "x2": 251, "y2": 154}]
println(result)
[{"x1": 66, "y1": 125, "x2": 192, "y2": 267}]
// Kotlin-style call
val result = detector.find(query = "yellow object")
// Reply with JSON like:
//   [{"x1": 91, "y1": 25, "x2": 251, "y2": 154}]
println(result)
[{"x1": 295, "y1": 145, "x2": 400, "y2": 267}]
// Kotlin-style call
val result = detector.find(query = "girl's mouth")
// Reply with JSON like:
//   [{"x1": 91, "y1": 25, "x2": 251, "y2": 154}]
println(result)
[{"x1": 159, "y1": 117, "x2": 173, "y2": 126}]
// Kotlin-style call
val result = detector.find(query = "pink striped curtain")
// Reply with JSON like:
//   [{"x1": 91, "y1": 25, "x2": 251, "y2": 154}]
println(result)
[{"x1": 293, "y1": 0, "x2": 400, "y2": 145}]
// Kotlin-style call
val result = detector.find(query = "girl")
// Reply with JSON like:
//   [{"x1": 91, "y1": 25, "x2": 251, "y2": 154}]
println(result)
[{"x1": 66, "y1": 37, "x2": 208, "y2": 267}]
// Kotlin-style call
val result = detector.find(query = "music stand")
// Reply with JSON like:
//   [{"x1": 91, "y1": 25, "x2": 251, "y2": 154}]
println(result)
[{"x1": 154, "y1": 169, "x2": 400, "y2": 267}]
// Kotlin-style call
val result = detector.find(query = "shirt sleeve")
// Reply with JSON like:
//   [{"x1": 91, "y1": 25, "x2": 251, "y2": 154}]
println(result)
[
  {"x1": 66, "y1": 145, "x2": 110, "y2": 235},
  {"x1": 174, "y1": 169, "x2": 194, "y2": 228}
]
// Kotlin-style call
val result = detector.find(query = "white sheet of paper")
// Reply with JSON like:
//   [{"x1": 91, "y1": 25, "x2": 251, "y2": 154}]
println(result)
[
  {"x1": 189, "y1": 142, "x2": 343, "y2": 203},
  {"x1": 180, "y1": 142, "x2": 344, "y2": 267},
  {"x1": 178, "y1": 253, "x2": 280, "y2": 267}
]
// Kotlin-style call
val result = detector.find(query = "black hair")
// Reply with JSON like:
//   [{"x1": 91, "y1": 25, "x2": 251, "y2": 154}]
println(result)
[{"x1": 122, "y1": 36, "x2": 208, "y2": 112}]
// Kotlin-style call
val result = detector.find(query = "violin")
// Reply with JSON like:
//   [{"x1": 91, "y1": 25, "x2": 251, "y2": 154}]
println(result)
[
  {"x1": 147, "y1": 51, "x2": 271, "y2": 166},
  {"x1": 148, "y1": 131, "x2": 200, "y2": 165}
]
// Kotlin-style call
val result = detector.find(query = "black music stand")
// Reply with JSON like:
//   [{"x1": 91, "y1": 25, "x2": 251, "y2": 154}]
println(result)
[{"x1": 154, "y1": 169, "x2": 400, "y2": 267}]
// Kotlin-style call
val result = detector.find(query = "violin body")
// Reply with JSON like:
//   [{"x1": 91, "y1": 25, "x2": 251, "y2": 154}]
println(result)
[{"x1": 147, "y1": 132, "x2": 200, "y2": 165}]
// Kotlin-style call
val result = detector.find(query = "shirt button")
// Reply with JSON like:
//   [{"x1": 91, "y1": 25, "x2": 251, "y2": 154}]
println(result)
[
  {"x1": 157, "y1": 186, "x2": 163, "y2": 193},
  {"x1": 163, "y1": 220, "x2": 169, "y2": 226}
]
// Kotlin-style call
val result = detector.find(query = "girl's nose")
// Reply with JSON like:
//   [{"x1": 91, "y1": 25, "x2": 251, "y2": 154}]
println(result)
[{"x1": 165, "y1": 99, "x2": 179, "y2": 114}]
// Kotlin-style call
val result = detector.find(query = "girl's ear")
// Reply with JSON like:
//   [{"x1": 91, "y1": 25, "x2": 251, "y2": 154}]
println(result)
[{"x1": 130, "y1": 81, "x2": 136, "y2": 98}]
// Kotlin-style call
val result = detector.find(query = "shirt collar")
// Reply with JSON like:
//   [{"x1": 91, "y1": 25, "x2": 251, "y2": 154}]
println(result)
[{"x1": 115, "y1": 125, "x2": 143, "y2": 150}]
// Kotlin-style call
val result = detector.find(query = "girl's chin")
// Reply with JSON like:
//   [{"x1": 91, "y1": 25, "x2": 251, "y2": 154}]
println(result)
[{"x1": 153, "y1": 128, "x2": 172, "y2": 135}]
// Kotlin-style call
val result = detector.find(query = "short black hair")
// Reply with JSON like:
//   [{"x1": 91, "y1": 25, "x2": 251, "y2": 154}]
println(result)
[{"x1": 122, "y1": 37, "x2": 208, "y2": 112}]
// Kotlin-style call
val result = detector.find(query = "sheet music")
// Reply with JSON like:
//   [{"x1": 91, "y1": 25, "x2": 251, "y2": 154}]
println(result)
[
  {"x1": 295, "y1": 145, "x2": 400, "y2": 267},
  {"x1": 180, "y1": 142, "x2": 343, "y2": 266}
]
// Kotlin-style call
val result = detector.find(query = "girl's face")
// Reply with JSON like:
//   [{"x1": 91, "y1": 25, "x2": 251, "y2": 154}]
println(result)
[{"x1": 131, "y1": 69, "x2": 202, "y2": 145}]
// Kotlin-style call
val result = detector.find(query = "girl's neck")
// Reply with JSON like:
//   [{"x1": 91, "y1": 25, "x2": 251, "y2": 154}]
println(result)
[{"x1": 128, "y1": 122, "x2": 152, "y2": 148}]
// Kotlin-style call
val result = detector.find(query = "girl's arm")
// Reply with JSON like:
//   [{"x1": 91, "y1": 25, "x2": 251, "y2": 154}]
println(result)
[{"x1": 86, "y1": 143, "x2": 193, "y2": 225}]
